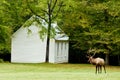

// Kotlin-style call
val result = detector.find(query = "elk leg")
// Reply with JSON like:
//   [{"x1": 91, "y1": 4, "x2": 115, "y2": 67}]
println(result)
[
  {"x1": 97, "y1": 65, "x2": 101, "y2": 73},
  {"x1": 100, "y1": 65, "x2": 102, "y2": 73},
  {"x1": 103, "y1": 65, "x2": 106, "y2": 73},
  {"x1": 98, "y1": 65, "x2": 101, "y2": 73},
  {"x1": 96, "y1": 65, "x2": 98, "y2": 74},
  {"x1": 96, "y1": 65, "x2": 99, "y2": 74}
]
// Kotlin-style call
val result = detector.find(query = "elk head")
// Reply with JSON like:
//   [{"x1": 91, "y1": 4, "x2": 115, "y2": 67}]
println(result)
[
  {"x1": 86, "y1": 48, "x2": 96, "y2": 63},
  {"x1": 86, "y1": 53, "x2": 96, "y2": 63}
]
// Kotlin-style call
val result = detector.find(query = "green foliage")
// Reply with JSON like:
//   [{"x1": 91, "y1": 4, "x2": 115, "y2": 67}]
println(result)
[
  {"x1": 0, "y1": 59, "x2": 4, "y2": 63},
  {"x1": 0, "y1": 0, "x2": 32, "y2": 32},
  {"x1": 0, "y1": 25, "x2": 11, "y2": 52},
  {"x1": 60, "y1": 0, "x2": 120, "y2": 55}
]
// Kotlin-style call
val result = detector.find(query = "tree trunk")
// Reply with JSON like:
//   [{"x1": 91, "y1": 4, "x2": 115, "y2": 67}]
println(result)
[
  {"x1": 45, "y1": 0, "x2": 52, "y2": 62},
  {"x1": 46, "y1": 36, "x2": 50, "y2": 62},
  {"x1": 105, "y1": 54, "x2": 109, "y2": 65},
  {"x1": 45, "y1": 17, "x2": 52, "y2": 62}
]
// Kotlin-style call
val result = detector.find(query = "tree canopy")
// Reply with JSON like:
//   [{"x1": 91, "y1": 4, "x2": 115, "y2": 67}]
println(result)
[{"x1": 61, "y1": 0, "x2": 120, "y2": 54}]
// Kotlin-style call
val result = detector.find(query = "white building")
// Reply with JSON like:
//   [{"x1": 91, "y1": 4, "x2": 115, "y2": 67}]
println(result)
[{"x1": 11, "y1": 15, "x2": 69, "y2": 63}]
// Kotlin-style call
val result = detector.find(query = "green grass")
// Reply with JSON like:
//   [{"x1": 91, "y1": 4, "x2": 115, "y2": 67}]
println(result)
[{"x1": 0, "y1": 63, "x2": 120, "y2": 80}]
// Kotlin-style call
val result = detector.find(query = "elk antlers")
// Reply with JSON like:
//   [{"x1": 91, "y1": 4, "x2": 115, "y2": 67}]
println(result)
[{"x1": 86, "y1": 48, "x2": 96, "y2": 57}]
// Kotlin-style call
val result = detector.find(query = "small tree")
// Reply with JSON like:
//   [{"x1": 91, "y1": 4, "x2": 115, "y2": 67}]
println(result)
[{"x1": 27, "y1": 0, "x2": 63, "y2": 62}]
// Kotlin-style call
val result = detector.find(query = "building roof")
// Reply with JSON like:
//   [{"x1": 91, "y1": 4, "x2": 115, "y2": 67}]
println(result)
[{"x1": 14, "y1": 15, "x2": 69, "y2": 41}]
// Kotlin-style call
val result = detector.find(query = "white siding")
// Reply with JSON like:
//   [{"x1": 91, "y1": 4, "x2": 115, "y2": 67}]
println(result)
[
  {"x1": 11, "y1": 25, "x2": 47, "y2": 63},
  {"x1": 49, "y1": 39, "x2": 55, "y2": 63},
  {"x1": 51, "y1": 41, "x2": 69, "y2": 63}
]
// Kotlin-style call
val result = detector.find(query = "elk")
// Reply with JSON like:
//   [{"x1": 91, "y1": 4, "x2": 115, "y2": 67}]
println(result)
[{"x1": 86, "y1": 49, "x2": 106, "y2": 74}]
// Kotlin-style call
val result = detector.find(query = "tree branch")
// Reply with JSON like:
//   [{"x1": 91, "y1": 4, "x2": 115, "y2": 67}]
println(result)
[
  {"x1": 51, "y1": 0, "x2": 57, "y2": 13},
  {"x1": 48, "y1": 0, "x2": 52, "y2": 11},
  {"x1": 27, "y1": 0, "x2": 48, "y2": 23},
  {"x1": 52, "y1": 1, "x2": 63, "y2": 20},
  {"x1": 41, "y1": 8, "x2": 49, "y2": 15}
]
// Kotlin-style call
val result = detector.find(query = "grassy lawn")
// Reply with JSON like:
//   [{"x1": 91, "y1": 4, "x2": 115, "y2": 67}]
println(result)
[{"x1": 0, "y1": 63, "x2": 120, "y2": 80}]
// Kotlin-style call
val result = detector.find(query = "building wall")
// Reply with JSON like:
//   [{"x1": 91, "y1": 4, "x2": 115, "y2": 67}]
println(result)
[
  {"x1": 55, "y1": 41, "x2": 69, "y2": 63},
  {"x1": 49, "y1": 40, "x2": 69, "y2": 63},
  {"x1": 49, "y1": 39, "x2": 55, "y2": 63},
  {"x1": 11, "y1": 25, "x2": 47, "y2": 63}
]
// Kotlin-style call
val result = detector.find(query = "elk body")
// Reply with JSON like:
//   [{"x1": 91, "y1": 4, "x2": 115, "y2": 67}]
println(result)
[{"x1": 87, "y1": 56, "x2": 106, "y2": 74}]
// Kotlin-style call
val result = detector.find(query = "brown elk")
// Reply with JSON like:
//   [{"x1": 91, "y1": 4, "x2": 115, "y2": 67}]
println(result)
[{"x1": 86, "y1": 49, "x2": 106, "y2": 74}]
